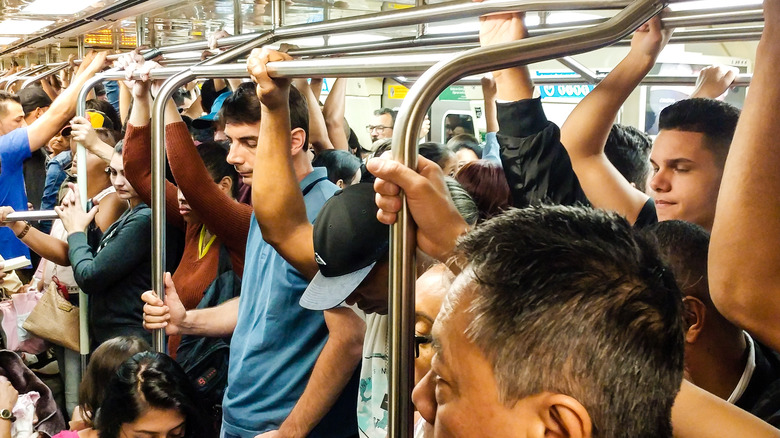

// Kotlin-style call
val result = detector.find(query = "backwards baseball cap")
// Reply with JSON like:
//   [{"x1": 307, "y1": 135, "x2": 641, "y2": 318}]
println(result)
[
  {"x1": 300, "y1": 183, "x2": 389, "y2": 311},
  {"x1": 18, "y1": 87, "x2": 52, "y2": 116},
  {"x1": 192, "y1": 90, "x2": 231, "y2": 130}
]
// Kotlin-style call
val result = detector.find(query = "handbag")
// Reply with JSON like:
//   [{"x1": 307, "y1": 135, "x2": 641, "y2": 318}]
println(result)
[
  {"x1": 0, "y1": 289, "x2": 46, "y2": 354},
  {"x1": 22, "y1": 280, "x2": 80, "y2": 352}
]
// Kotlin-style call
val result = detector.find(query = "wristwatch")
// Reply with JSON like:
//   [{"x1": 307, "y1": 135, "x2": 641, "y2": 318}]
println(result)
[{"x1": 0, "y1": 409, "x2": 15, "y2": 422}]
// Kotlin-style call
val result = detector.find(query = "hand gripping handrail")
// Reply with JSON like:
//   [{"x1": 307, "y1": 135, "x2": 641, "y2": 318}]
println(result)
[{"x1": 387, "y1": 0, "x2": 664, "y2": 436}]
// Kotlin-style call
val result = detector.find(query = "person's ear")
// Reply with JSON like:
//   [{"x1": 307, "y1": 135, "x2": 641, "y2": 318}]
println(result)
[
  {"x1": 533, "y1": 393, "x2": 592, "y2": 438},
  {"x1": 217, "y1": 175, "x2": 234, "y2": 196},
  {"x1": 336, "y1": 179, "x2": 345, "y2": 189},
  {"x1": 682, "y1": 296, "x2": 706, "y2": 343},
  {"x1": 290, "y1": 127, "x2": 306, "y2": 155}
]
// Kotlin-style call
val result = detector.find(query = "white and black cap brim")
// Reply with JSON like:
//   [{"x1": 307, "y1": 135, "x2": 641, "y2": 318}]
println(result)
[{"x1": 300, "y1": 261, "x2": 377, "y2": 310}]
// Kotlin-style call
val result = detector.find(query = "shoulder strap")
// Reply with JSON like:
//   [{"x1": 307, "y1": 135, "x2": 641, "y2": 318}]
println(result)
[
  {"x1": 301, "y1": 176, "x2": 328, "y2": 197},
  {"x1": 216, "y1": 243, "x2": 233, "y2": 276}
]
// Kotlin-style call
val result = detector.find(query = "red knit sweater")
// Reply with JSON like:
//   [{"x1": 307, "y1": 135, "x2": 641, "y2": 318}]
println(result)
[{"x1": 123, "y1": 122, "x2": 252, "y2": 355}]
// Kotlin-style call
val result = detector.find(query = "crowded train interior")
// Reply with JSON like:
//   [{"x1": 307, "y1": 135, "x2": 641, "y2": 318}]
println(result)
[{"x1": 0, "y1": 0, "x2": 779, "y2": 436}]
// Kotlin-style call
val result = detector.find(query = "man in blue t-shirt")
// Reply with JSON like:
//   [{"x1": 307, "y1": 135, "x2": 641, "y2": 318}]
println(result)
[
  {"x1": 142, "y1": 76, "x2": 365, "y2": 436},
  {"x1": 0, "y1": 52, "x2": 108, "y2": 259}
]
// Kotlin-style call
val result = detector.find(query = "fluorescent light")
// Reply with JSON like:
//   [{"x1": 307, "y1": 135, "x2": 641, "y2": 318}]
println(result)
[
  {"x1": 669, "y1": 0, "x2": 762, "y2": 11},
  {"x1": 0, "y1": 20, "x2": 55, "y2": 34},
  {"x1": 21, "y1": 0, "x2": 97, "y2": 15},
  {"x1": 0, "y1": 37, "x2": 19, "y2": 45}
]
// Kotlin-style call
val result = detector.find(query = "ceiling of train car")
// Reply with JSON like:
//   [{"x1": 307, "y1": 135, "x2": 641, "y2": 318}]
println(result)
[
  {"x1": 0, "y1": 0, "x2": 420, "y2": 53},
  {"x1": 0, "y1": 0, "x2": 124, "y2": 47},
  {"x1": 0, "y1": 0, "x2": 764, "y2": 63}
]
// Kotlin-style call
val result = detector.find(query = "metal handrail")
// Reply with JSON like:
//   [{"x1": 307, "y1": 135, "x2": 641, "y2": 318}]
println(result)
[
  {"x1": 2, "y1": 65, "x2": 48, "y2": 90},
  {"x1": 76, "y1": 2, "x2": 768, "y2": 64},
  {"x1": 0, "y1": 1, "x2": 765, "y2": 77},
  {"x1": 0, "y1": 67, "x2": 35, "y2": 87},
  {"x1": 141, "y1": 0, "x2": 634, "y2": 57},
  {"x1": 140, "y1": 0, "x2": 649, "y2": 354},
  {"x1": 106, "y1": 0, "x2": 670, "y2": 436},
  {"x1": 20, "y1": 63, "x2": 68, "y2": 89},
  {"x1": 388, "y1": 0, "x2": 664, "y2": 435}
]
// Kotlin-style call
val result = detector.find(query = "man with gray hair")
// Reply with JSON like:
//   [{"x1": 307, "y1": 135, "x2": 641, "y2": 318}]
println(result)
[{"x1": 411, "y1": 205, "x2": 685, "y2": 438}]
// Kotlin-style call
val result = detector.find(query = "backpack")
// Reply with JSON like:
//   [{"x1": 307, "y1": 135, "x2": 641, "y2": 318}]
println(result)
[{"x1": 175, "y1": 244, "x2": 241, "y2": 416}]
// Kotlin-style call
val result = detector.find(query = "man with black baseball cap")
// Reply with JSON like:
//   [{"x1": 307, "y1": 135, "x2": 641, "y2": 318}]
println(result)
[
  {"x1": 18, "y1": 87, "x2": 52, "y2": 125},
  {"x1": 300, "y1": 182, "x2": 390, "y2": 313},
  {"x1": 297, "y1": 182, "x2": 392, "y2": 438}
]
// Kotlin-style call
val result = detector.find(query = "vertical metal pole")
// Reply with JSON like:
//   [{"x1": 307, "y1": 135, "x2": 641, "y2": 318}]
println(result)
[
  {"x1": 322, "y1": 0, "x2": 330, "y2": 46},
  {"x1": 75, "y1": 75, "x2": 103, "y2": 372},
  {"x1": 234, "y1": 0, "x2": 243, "y2": 36},
  {"x1": 136, "y1": 16, "x2": 146, "y2": 47},
  {"x1": 112, "y1": 27, "x2": 121, "y2": 52},
  {"x1": 416, "y1": 0, "x2": 426, "y2": 39},
  {"x1": 45, "y1": 46, "x2": 51, "y2": 64},
  {"x1": 148, "y1": 18, "x2": 157, "y2": 48},
  {"x1": 272, "y1": 0, "x2": 282, "y2": 29},
  {"x1": 146, "y1": 33, "x2": 274, "y2": 353},
  {"x1": 77, "y1": 35, "x2": 85, "y2": 59}
]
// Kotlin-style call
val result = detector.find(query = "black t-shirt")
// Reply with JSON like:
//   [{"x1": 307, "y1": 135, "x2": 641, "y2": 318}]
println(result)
[
  {"x1": 633, "y1": 197, "x2": 658, "y2": 229},
  {"x1": 737, "y1": 341, "x2": 780, "y2": 427},
  {"x1": 496, "y1": 98, "x2": 589, "y2": 208}
]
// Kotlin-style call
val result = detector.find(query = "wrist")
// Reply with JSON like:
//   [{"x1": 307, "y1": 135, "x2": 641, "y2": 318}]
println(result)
[
  {"x1": 14, "y1": 222, "x2": 30, "y2": 239},
  {"x1": 277, "y1": 422, "x2": 304, "y2": 438},
  {"x1": 624, "y1": 51, "x2": 656, "y2": 73}
]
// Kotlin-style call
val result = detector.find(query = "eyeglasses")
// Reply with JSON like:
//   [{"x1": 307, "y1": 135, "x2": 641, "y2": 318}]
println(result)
[
  {"x1": 366, "y1": 125, "x2": 392, "y2": 133},
  {"x1": 414, "y1": 334, "x2": 432, "y2": 358}
]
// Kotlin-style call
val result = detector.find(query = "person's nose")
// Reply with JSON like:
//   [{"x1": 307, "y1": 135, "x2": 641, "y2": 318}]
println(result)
[
  {"x1": 412, "y1": 369, "x2": 438, "y2": 426},
  {"x1": 649, "y1": 167, "x2": 671, "y2": 193},
  {"x1": 226, "y1": 142, "x2": 242, "y2": 166}
]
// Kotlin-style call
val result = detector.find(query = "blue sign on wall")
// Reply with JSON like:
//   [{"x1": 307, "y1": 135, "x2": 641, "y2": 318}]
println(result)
[{"x1": 539, "y1": 84, "x2": 595, "y2": 99}]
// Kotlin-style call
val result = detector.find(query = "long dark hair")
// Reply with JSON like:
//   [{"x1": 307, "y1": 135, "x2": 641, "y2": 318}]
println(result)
[
  {"x1": 78, "y1": 336, "x2": 151, "y2": 428},
  {"x1": 95, "y1": 352, "x2": 211, "y2": 438}
]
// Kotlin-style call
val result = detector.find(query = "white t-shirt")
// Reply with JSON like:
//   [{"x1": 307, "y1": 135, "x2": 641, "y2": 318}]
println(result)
[{"x1": 357, "y1": 312, "x2": 388, "y2": 438}]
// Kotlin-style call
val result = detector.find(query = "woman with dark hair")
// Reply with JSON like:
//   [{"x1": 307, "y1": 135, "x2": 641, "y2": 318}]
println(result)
[
  {"x1": 455, "y1": 160, "x2": 511, "y2": 222},
  {"x1": 418, "y1": 142, "x2": 457, "y2": 177},
  {"x1": 95, "y1": 352, "x2": 210, "y2": 438},
  {"x1": 1, "y1": 141, "x2": 175, "y2": 348},
  {"x1": 66, "y1": 336, "x2": 151, "y2": 432},
  {"x1": 312, "y1": 149, "x2": 361, "y2": 188}
]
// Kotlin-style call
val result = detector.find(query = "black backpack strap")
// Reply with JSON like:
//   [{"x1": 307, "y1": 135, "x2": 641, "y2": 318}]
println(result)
[
  {"x1": 301, "y1": 176, "x2": 328, "y2": 197},
  {"x1": 216, "y1": 242, "x2": 233, "y2": 276}
]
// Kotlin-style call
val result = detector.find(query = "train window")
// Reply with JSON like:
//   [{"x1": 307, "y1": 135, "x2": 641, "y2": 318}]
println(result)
[{"x1": 442, "y1": 111, "x2": 476, "y2": 143}]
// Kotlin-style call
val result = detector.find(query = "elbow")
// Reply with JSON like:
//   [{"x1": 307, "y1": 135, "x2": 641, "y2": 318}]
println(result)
[
  {"x1": 339, "y1": 325, "x2": 366, "y2": 365},
  {"x1": 341, "y1": 334, "x2": 365, "y2": 366}
]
